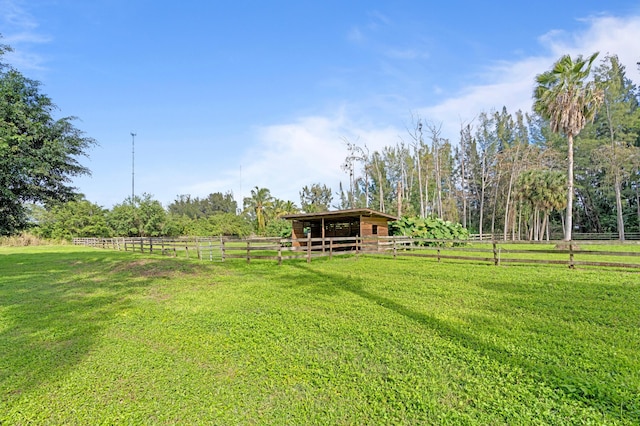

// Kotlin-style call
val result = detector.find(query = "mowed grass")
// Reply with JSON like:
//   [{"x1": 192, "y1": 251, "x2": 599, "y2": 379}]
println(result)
[{"x1": 1, "y1": 246, "x2": 639, "y2": 424}]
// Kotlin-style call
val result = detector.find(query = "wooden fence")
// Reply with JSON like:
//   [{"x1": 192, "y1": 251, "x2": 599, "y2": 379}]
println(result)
[
  {"x1": 73, "y1": 236, "x2": 640, "y2": 270},
  {"x1": 469, "y1": 232, "x2": 640, "y2": 241}
]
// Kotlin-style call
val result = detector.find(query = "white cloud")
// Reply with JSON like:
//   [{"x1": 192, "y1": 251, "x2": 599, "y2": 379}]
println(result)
[
  {"x1": 383, "y1": 47, "x2": 429, "y2": 60},
  {"x1": 413, "y1": 14, "x2": 640, "y2": 143},
  {"x1": 209, "y1": 14, "x2": 640, "y2": 207},
  {"x1": 0, "y1": 0, "x2": 50, "y2": 70},
  {"x1": 221, "y1": 111, "x2": 399, "y2": 205},
  {"x1": 347, "y1": 27, "x2": 365, "y2": 44}
]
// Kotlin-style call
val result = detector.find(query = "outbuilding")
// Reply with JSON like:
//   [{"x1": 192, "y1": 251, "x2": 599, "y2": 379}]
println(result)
[{"x1": 281, "y1": 208, "x2": 398, "y2": 247}]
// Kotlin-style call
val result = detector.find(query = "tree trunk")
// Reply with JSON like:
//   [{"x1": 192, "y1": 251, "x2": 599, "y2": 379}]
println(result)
[
  {"x1": 636, "y1": 184, "x2": 640, "y2": 234},
  {"x1": 460, "y1": 156, "x2": 467, "y2": 228},
  {"x1": 434, "y1": 141, "x2": 443, "y2": 218},
  {"x1": 397, "y1": 181, "x2": 402, "y2": 218},
  {"x1": 479, "y1": 162, "x2": 486, "y2": 241},
  {"x1": 416, "y1": 145, "x2": 425, "y2": 218},
  {"x1": 564, "y1": 134, "x2": 574, "y2": 241},
  {"x1": 614, "y1": 173, "x2": 625, "y2": 241}
]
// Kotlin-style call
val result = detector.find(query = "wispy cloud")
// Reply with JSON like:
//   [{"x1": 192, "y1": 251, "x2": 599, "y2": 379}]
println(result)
[
  {"x1": 229, "y1": 14, "x2": 640, "y2": 206},
  {"x1": 383, "y1": 47, "x2": 429, "y2": 60},
  {"x1": 346, "y1": 27, "x2": 365, "y2": 44},
  {"x1": 0, "y1": 0, "x2": 50, "y2": 70},
  {"x1": 188, "y1": 111, "x2": 400, "y2": 205},
  {"x1": 421, "y1": 14, "x2": 640, "y2": 142}
]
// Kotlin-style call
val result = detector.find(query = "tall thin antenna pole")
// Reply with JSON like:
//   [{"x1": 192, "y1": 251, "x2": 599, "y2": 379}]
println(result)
[{"x1": 131, "y1": 132, "x2": 136, "y2": 202}]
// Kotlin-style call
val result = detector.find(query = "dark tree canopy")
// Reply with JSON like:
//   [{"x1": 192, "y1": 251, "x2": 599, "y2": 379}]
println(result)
[
  {"x1": 300, "y1": 183, "x2": 332, "y2": 213},
  {"x1": 168, "y1": 192, "x2": 238, "y2": 219},
  {"x1": 0, "y1": 40, "x2": 96, "y2": 235}
]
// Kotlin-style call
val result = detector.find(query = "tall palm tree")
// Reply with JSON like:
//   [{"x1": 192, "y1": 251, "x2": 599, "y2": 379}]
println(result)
[
  {"x1": 533, "y1": 52, "x2": 603, "y2": 241},
  {"x1": 243, "y1": 187, "x2": 273, "y2": 234},
  {"x1": 272, "y1": 199, "x2": 299, "y2": 218}
]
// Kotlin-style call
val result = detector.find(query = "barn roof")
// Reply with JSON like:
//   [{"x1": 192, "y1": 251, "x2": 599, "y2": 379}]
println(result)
[{"x1": 281, "y1": 208, "x2": 398, "y2": 222}]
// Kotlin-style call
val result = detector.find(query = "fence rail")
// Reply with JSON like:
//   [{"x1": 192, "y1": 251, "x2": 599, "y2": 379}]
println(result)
[
  {"x1": 469, "y1": 232, "x2": 640, "y2": 241},
  {"x1": 72, "y1": 236, "x2": 640, "y2": 270}
]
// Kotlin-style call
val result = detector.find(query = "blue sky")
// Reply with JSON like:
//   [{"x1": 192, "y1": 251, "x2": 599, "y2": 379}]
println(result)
[{"x1": 3, "y1": 0, "x2": 640, "y2": 209}]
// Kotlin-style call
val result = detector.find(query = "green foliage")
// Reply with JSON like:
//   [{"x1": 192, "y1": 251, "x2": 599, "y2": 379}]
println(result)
[
  {"x1": 181, "y1": 213, "x2": 252, "y2": 237},
  {"x1": 243, "y1": 186, "x2": 273, "y2": 234},
  {"x1": 0, "y1": 49, "x2": 96, "y2": 235},
  {"x1": 107, "y1": 194, "x2": 169, "y2": 237},
  {"x1": 168, "y1": 192, "x2": 237, "y2": 219},
  {"x1": 35, "y1": 199, "x2": 111, "y2": 240},
  {"x1": 300, "y1": 183, "x2": 332, "y2": 213},
  {"x1": 533, "y1": 52, "x2": 602, "y2": 137},
  {"x1": 263, "y1": 218, "x2": 292, "y2": 238},
  {"x1": 390, "y1": 216, "x2": 469, "y2": 244},
  {"x1": 1, "y1": 247, "x2": 639, "y2": 424}
]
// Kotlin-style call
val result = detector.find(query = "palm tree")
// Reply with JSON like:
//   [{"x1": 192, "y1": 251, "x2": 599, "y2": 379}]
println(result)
[
  {"x1": 539, "y1": 171, "x2": 567, "y2": 241},
  {"x1": 272, "y1": 199, "x2": 299, "y2": 218},
  {"x1": 243, "y1": 187, "x2": 273, "y2": 234},
  {"x1": 533, "y1": 53, "x2": 603, "y2": 241}
]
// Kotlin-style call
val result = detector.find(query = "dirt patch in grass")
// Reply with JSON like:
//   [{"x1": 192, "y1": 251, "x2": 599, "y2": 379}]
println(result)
[
  {"x1": 147, "y1": 287, "x2": 173, "y2": 302},
  {"x1": 112, "y1": 258, "x2": 206, "y2": 279}
]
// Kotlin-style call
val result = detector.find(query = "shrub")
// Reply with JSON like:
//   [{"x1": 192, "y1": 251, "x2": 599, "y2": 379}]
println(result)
[{"x1": 389, "y1": 216, "x2": 469, "y2": 246}]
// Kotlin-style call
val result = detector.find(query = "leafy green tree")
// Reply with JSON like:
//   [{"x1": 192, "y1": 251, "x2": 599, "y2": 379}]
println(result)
[
  {"x1": 586, "y1": 55, "x2": 640, "y2": 240},
  {"x1": 201, "y1": 191, "x2": 237, "y2": 215},
  {"x1": 167, "y1": 194, "x2": 202, "y2": 219},
  {"x1": 35, "y1": 199, "x2": 111, "y2": 240},
  {"x1": 108, "y1": 194, "x2": 168, "y2": 237},
  {"x1": 534, "y1": 52, "x2": 603, "y2": 240},
  {"x1": 263, "y1": 218, "x2": 292, "y2": 238},
  {"x1": 300, "y1": 183, "x2": 332, "y2": 213},
  {"x1": 168, "y1": 192, "x2": 237, "y2": 218},
  {"x1": 0, "y1": 41, "x2": 96, "y2": 235},
  {"x1": 181, "y1": 213, "x2": 251, "y2": 237}
]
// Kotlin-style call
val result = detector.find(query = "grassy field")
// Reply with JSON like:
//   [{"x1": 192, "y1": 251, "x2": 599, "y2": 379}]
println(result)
[{"x1": 1, "y1": 246, "x2": 639, "y2": 424}]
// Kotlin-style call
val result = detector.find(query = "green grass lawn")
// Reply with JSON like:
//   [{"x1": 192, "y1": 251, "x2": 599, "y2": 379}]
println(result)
[{"x1": 1, "y1": 246, "x2": 639, "y2": 424}]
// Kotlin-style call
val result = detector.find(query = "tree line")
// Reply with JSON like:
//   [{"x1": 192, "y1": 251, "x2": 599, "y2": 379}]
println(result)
[
  {"x1": 2, "y1": 33, "x2": 639, "y2": 240},
  {"x1": 331, "y1": 54, "x2": 640, "y2": 241}
]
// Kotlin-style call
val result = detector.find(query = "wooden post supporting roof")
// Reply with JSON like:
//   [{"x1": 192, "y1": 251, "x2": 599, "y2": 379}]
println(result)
[{"x1": 282, "y1": 209, "x2": 398, "y2": 245}]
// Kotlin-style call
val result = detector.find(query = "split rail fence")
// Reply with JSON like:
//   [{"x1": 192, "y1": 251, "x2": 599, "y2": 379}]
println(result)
[{"x1": 72, "y1": 236, "x2": 640, "y2": 270}]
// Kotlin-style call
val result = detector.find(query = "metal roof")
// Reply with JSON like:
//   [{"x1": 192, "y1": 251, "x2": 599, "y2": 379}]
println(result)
[{"x1": 281, "y1": 208, "x2": 398, "y2": 221}]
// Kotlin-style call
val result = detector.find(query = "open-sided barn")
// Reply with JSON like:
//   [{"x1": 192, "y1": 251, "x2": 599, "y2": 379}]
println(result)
[{"x1": 281, "y1": 209, "x2": 398, "y2": 246}]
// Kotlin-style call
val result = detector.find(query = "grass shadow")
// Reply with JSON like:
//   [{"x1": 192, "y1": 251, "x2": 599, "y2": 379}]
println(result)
[
  {"x1": 0, "y1": 248, "x2": 177, "y2": 400},
  {"x1": 283, "y1": 261, "x2": 638, "y2": 422}
]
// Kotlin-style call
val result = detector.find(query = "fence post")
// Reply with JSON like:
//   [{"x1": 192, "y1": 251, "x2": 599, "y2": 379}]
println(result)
[
  {"x1": 437, "y1": 247, "x2": 441, "y2": 263},
  {"x1": 493, "y1": 241, "x2": 498, "y2": 266},
  {"x1": 149, "y1": 238, "x2": 153, "y2": 254},
  {"x1": 221, "y1": 237, "x2": 226, "y2": 262},
  {"x1": 307, "y1": 233, "x2": 311, "y2": 263},
  {"x1": 278, "y1": 241, "x2": 282, "y2": 266},
  {"x1": 140, "y1": 238, "x2": 143, "y2": 253},
  {"x1": 329, "y1": 238, "x2": 333, "y2": 260},
  {"x1": 569, "y1": 242, "x2": 575, "y2": 269},
  {"x1": 247, "y1": 241, "x2": 251, "y2": 264}
]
